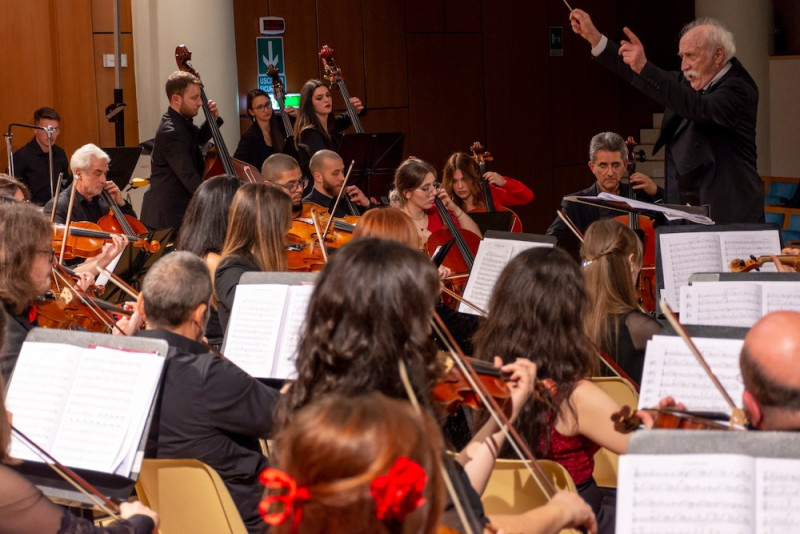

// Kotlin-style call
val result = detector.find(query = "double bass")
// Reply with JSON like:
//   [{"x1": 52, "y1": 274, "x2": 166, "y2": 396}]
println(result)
[
  {"x1": 319, "y1": 45, "x2": 365, "y2": 133},
  {"x1": 175, "y1": 45, "x2": 260, "y2": 184}
]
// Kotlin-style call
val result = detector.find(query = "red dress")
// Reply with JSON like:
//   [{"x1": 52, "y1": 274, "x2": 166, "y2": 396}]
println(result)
[{"x1": 546, "y1": 427, "x2": 600, "y2": 485}]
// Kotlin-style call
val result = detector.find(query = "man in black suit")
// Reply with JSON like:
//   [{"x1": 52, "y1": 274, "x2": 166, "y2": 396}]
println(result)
[
  {"x1": 140, "y1": 71, "x2": 221, "y2": 232},
  {"x1": 570, "y1": 10, "x2": 763, "y2": 224}
]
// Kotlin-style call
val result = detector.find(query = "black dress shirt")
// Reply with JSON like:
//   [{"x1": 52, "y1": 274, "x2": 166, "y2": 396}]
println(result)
[
  {"x1": 214, "y1": 254, "x2": 261, "y2": 335},
  {"x1": 43, "y1": 185, "x2": 136, "y2": 225},
  {"x1": 11, "y1": 138, "x2": 69, "y2": 206},
  {"x1": 0, "y1": 301, "x2": 36, "y2": 383}
]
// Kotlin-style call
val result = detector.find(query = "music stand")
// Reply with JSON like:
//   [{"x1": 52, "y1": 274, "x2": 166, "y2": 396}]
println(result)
[
  {"x1": 469, "y1": 211, "x2": 514, "y2": 234},
  {"x1": 98, "y1": 227, "x2": 174, "y2": 304},
  {"x1": 101, "y1": 146, "x2": 143, "y2": 190},
  {"x1": 337, "y1": 132, "x2": 405, "y2": 201}
]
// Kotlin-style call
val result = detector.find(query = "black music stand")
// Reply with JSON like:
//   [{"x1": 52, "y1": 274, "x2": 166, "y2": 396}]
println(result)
[
  {"x1": 468, "y1": 211, "x2": 514, "y2": 234},
  {"x1": 101, "y1": 146, "x2": 143, "y2": 190},
  {"x1": 99, "y1": 227, "x2": 174, "y2": 304},
  {"x1": 338, "y1": 132, "x2": 405, "y2": 202}
]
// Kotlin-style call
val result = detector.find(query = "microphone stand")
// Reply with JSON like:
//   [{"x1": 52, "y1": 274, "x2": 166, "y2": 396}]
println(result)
[{"x1": 5, "y1": 122, "x2": 57, "y2": 199}]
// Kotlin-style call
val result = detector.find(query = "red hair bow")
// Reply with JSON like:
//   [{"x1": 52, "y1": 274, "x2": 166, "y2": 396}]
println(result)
[
  {"x1": 370, "y1": 456, "x2": 427, "y2": 522},
  {"x1": 258, "y1": 468, "x2": 310, "y2": 531}
]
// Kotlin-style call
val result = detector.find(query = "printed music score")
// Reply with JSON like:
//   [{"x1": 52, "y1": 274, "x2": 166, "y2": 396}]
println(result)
[
  {"x1": 659, "y1": 229, "x2": 780, "y2": 311},
  {"x1": 6, "y1": 342, "x2": 163, "y2": 476},
  {"x1": 681, "y1": 281, "x2": 800, "y2": 327},
  {"x1": 222, "y1": 284, "x2": 314, "y2": 379},
  {"x1": 639, "y1": 335, "x2": 744, "y2": 415},
  {"x1": 617, "y1": 454, "x2": 800, "y2": 533}
]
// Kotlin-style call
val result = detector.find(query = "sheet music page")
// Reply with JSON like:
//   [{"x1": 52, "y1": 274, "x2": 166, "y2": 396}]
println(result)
[
  {"x1": 639, "y1": 335, "x2": 744, "y2": 414},
  {"x1": 6, "y1": 343, "x2": 83, "y2": 461},
  {"x1": 680, "y1": 282, "x2": 763, "y2": 327},
  {"x1": 223, "y1": 284, "x2": 290, "y2": 378},
  {"x1": 755, "y1": 457, "x2": 800, "y2": 533},
  {"x1": 617, "y1": 454, "x2": 755, "y2": 533},
  {"x1": 659, "y1": 232, "x2": 722, "y2": 311},
  {"x1": 760, "y1": 282, "x2": 800, "y2": 315},
  {"x1": 719, "y1": 230, "x2": 781, "y2": 273},
  {"x1": 272, "y1": 285, "x2": 314, "y2": 380},
  {"x1": 458, "y1": 237, "x2": 552, "y2": 315},
  {"x1": 595, "y1": 192, "x2": 714, "y2": 224}
]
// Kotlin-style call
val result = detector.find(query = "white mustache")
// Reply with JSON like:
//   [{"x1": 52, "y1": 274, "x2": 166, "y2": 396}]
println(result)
[{"x1": 684, "y1": 69, "x2": 700, "y2": 80}]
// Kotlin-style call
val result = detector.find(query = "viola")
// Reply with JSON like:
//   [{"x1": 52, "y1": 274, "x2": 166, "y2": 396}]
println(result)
[
  {"x1": 730, "y1": 254, "x2": 799, "y2": 272},
  {"x1": 468, "y1": 142, "x2": 523, "y2": 233},
  {"x1": 319, "y1": 45, "x2": 365, "y2": 133},
  {"x1": 175, "y1": 45, "x2": 260, "y2": 184},
  {"x1": 296, "y1": 205, "x2": 357, "y2": 249},
  {"x1": 97, "y1": 188, "x2": 152, "y2": 244},
  {"x1": 611, "y1": 405, "x2": 735, "y2": 433},
  {"x1": 52, "y1": 222, "x2": 160, "y2": 259}
]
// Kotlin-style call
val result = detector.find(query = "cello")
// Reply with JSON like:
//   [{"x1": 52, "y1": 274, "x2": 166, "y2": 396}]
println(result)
[
  {"x1": 319, "y1": 45, "x2": 365, "y2": 133},
  {"x1": 468, "y1": 142, "x2": 523, "y2": 232},
  {"x1": 175, "y1": 45, "x2": 260, "y2": 184}
]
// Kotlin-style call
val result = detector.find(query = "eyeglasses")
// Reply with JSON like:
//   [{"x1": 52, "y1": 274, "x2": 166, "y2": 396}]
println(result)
[
  {"x1": 252, "y1": 104, "x2": 272, "y2": 111},
  {"x1": 36, "y1": 248, "x2": 56, "y2": 263},
  {"x1": 276, "y1": 178, "x2": 309, "y2": 192},
  {"x1": 417, "y1": 182, "x2": 441, "y2": 196}
]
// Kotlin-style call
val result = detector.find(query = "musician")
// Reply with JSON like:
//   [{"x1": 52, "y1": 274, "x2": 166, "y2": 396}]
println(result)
[
  {"x1": 472, "y1": 246, "x2": 630, "y2": 534},
  {"x1": 546, "y1": 131, "x2": 662, "y2": 261},
  {"x1": 0, "y1": 174, "x2": 31, "y2": 202},
  {"x1": 140, "y1": 70, "x2": 221, "y2": 232},
  {"x1": 303, "y1": 149, "x2": 372, "y2": 218},
  {"x1": 294, "y1": 79, "x2": 364, "y2": 158},
  {"x1": 261, "y1": 153, "x2": 306, "y2": 217},
  {"x1": 214, "y1": 183, "x2": 292, "y2": 333},
  {"x1": 176, "y1": 174, "x2": 241, "y2": 347},
  {"x1": 581, "y1": 219, "x2": 661, "y2": 385},
  {"x1": 442, "y1": 151, "x2": 533, "y2": 213},
  {"x1": 570, "y1": 10, "x2": 763, "y2": 224},
  {"x1": 276, "y1": 238, "x2": 597, "y2": 534},
  {"x1": 394, "y1": 158, "x2": 481, "y2": 246},
  {"x1": 265, "y1": 393, "x2": 445, "y2": 533},
  {"x1": 44, "y1": 144, "x2": 135, "y2": 225},
  {"x1": 10, "y1": 106, "x2": 70, "y2": 206},
  {"x1": 233, "y1": 88, "x2": 297, "y2": 169}
]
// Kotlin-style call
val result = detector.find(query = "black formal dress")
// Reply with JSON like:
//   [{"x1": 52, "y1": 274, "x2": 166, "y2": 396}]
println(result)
[
  {"x1": 213, "y1": 254, "x2": 261, "y2": 335},
  {"x1": 600, "y1": 310, "x2": 662, "y2": 385}
]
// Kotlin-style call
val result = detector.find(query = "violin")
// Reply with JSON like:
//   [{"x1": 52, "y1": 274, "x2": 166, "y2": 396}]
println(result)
[
  {"x1": 611, "y1": 405, "x2": 735, "y2": 433},
  {"x1": 52, "y1": 222, "x2": 160, "y2": 259},
  {"x1": 175, "y1": 45, "x2": 260, "y2": 184},
  {"x1": 730, "y1": 254, "x2": 799, "y2": 272},
  {"x1": 97, "y1": 188, "x2": 152, "y2": 244},
  {"x1": 433, "y1": 355, "x2": 513, "y2": 417},
  {"x1": 319, "y1": 45, "x2": 365, "y2": 133},
  {"x1": 468, "y1": 142, "x2": 523, "y2": 233}
]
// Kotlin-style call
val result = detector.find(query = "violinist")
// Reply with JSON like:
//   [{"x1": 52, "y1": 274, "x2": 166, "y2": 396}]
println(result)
[
  {"x1": 214, "y1": 183, "x2": 292, "y2": 333},
  {"x1": 233, "y1": 89, "x2": 297, "y2": 170},
  {"x1": 441, "y1": 152, "x2": 533, "y2": 213},
  {"x1": 293, "y1": 79, "x2": 364, "y2": 158},
  {"x1": 394, "y1": 158, "x2": 481, "y2": 246},
  {"x1": 261, "y1": 153, "x2": 306, "y2": 217},
  {"x1": 140, "y1": 70, "x2": 221, "y2": 232},
  {"x1": 276, "y1": 239, "x2": 596, "y2": 534},
  {"x1": 472, "y1": 247, "x2": 630, "y2": 534},
  {"x1": 0, "y1": 174, "x2": 31, "y2": 202},
  {"x1": 581, "y1": 219, "x2": 661, "y2": 385},
  {"x1": 303, "y1": 149, "x2": 372, "y2": 218},
  {"x1": 546, "y1": 132, "x2": 661, "y2": 261},
  {"x1": 134, "y1": 252, "x2": 279, "y2": 534}
]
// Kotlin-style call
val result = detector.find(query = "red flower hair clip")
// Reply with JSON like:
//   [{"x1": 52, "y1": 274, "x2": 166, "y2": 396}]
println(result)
[
  {"x1": 258, "y1": 468, "x2": 310, "y2": 532},
  {"x1": 370, "y1": 456, "x2": 427, "y2": 522}
]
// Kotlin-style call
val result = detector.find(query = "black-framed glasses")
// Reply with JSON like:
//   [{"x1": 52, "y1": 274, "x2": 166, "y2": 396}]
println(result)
[
  {"x1": 276, "y1": 178, "x2": 309, "y2": 192},
  {"x1": 252, "y1": 104, "x2": 271, "y2": 111}
]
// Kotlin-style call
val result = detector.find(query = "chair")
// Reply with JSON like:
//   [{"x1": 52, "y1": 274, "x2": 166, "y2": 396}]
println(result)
[
  {"x1": 589, "y1": 376, "x2": 639, "y2": 488},
  {"x1": 480, "y1": 458, "x2": 577, "y2": 516},
  {"x1": 135, "y1": 459, "x2": 248, "y2": 534}
]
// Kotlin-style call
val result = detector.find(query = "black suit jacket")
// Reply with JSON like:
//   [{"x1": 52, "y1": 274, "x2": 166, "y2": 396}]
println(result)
[{"x1": 595, "y1": 42, "x2": 763, "y2": 224}]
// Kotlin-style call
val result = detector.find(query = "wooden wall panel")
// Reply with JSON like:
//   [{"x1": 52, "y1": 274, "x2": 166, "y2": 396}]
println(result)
[
  {"x1": 444, "y1": 0, "x2": 481, "y2": 33},
  {"x1": 268, "y1": 0, "x2": 321, "y2": 93},
  {"x1": 406, "y1": 0, "x2": 445, "y2": 33},
  {"x1": 91, "y1": 0, "x2": 133, "y2": 33},
  {"x1": 363, "y1": 0, "x2": 408, "y2": 108},
  {"x1": 93, "y1": 33, "x2": 139, "y2": 147},
  {"x1": 317, "y1": 0, "x2": 366, "y2": 113}
]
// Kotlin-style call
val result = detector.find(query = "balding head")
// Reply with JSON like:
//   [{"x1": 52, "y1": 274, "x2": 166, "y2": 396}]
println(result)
[{"x1": 740, "y1": 311, "x2": 800, "y2": 429}]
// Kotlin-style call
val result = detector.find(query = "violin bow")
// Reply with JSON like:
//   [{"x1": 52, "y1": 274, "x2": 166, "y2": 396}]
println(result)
[
  {"x1": 309, "y1": 208, "x2": 329, "y2": 264},
  {"x1": 51, "y1": 266, "x2": 126, "y2": 335},
  {"x1": 58, "y1": 183, "x2": 80, "y2": 265},
  {"x1": 659, "y1": 299, "x2": 748, "y2": 427},
  {"x1": 11, "y1": 425, "x2": 121, "y2": 518},
  {"x1": 556, "y1": 209, "x2": 584, "y2": 243},
  {"x1": 322, "y1": 159, "x2": 357, "y2": 239},
  {"x1": 50, "y1": 172, "x2": 64, "y2": 226},
  {"x1": 431, "y1": 312, "x2": 559, "y2": 501},
  {"x1": 439, "y1": 283, "x2": 488, "y2": 317},
  {"x1": 97, "y1": 266, "x2": 140, "y2": 300}
]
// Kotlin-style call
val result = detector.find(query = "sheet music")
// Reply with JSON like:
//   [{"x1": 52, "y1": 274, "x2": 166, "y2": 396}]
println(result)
[
  {"x1": 755, "y1": 458, "x2": 800, "y2": 532},
  {"x1": 680, "y1": 283, "x2": 763, "y2": 327},
  {"x1": 760, "y1": 282, "x2": 800, "y2": 315},
  {"x1": 719, "y1": 231, "x2": 781, "y2": 273},
  {"x1": 223, "y1": 285, "x2": 290, "y2": 378},
  {"x1": 659, "y1": 232, "x2": 722, "y2": 311},
  {"x1": 272, "y1": 285, "x2": 314, "y2": 380},
  {"x1": 639, "y1": 335, "x2": 744, "y2": 414},
  {"x1": 594, "y1": 192, "x2": 714, "y2": 224},
  {"x1": 458, "y1": 237, "x2": 552, "y2": 315},
  {"x1": 617, "y1": 454, "x2": 755, "y2": 533}
]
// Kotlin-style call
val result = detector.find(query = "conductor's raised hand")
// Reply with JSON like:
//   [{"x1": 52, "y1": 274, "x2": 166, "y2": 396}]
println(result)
[
  {"x1": 569, "y1": 9, "x2": 602, "y2": 47},
  {"x1": 619, "y1": 27, "x2": 647, "y2": 73}
]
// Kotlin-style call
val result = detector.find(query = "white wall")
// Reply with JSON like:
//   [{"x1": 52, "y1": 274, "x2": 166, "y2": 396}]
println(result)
[{"x1": 769, "y1": 57, "x2": 800, "y2": 176}]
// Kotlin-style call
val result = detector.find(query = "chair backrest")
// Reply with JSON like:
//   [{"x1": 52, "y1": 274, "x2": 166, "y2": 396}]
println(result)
[
  {"x1": 589, "y1": 376, "x2": 639, "y2": 488},
  {"x1": 135, "y1": 459, "x2": 248, "y2": 534},
  {"x1": 481, "y1": 458, "x2": 577, "y2": 516}
]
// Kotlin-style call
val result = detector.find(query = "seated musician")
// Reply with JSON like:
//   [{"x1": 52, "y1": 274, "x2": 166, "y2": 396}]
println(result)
[
  {"x1": 44, "y1": 143, "x2": 136, "y2": 225},
  {"x1": 302, "y1": 149, "x2": 372, "y2": 218},
  {"x1": 261, "y1": 153, "x2": 306, "y2": 218},
  {"x1": 276, "y1": 238, "x2": 597, "y2": 534},
  {"x1": 214, "y1": 183, "x2": 292, "y2": 333},
  {"x1": 441, "y1": 151, "x2": 533, "y2": 213},
  {"x1": 473, "y1": 246, "x2": 631, "y2": 534},
  {"x1": 581, "y1": 219, "x2": 661, "y2": 385},
  {"x1": 394, "y1": 158, "x2": 482, "y2": 247},
  {"x1": 546, "y1": 131, "x2": 662, "y2": 261},
  {"x1": 135, "y1": 251, "x2": 279, "y2": 534},
  {"x1": 233, "y1": 89, "x2": 297, "y2": 170}
]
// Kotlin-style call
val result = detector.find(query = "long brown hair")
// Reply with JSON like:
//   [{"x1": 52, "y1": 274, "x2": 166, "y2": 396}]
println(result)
[
  {"x1": 441, "y1": 152, "x2": 483, "y2": 211},
  {"x1": 220, "y1": 183, "x2": 291, "y2": 272},
  {"x1": 351, "y1": 207, "x2": 421, "y2": 250},
  {"x1": 472, "y1": 247, "x2": 598, "y2": 456},
  {"x1": 273, "y1": 393, "x2": 444, "y2": 534},
  {"x1": 580, "y1": 219, "x2": 642, "y2": 351},
  {"x1": 294, "y1": 79, "x2": 333, "y2": 148},
  {"x1": 0, "y1": 203, "x2": 52, "y2": 313}
]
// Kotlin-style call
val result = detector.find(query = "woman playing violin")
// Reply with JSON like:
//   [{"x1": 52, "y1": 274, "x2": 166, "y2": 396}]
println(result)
[
  {"x1": 294, "y1": 79, "x2": 364, "y2": 158},
  {"x1": 234, "y1": 89, "x2": 297, "y2": 170},
  {"x1": 581, "y1": 219, "x2": 661, "y2": 385},
  {"x1": 441, "y1": 152, "x2": 533, "y2": 213},
  {"x1": 394, "y1": 159, "x2": 481, "y2": 246},
  {"x1": 214, "y1": 183, "x2": 292, "y2": 333},
  {"x1": 473, "y1": 246, "x2": 630, "y2": 534}
]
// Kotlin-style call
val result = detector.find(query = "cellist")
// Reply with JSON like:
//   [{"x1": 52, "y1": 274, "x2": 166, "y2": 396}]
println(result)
[{"x1": 441, "y1": 151, "x2": 533, "y2": 214}]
